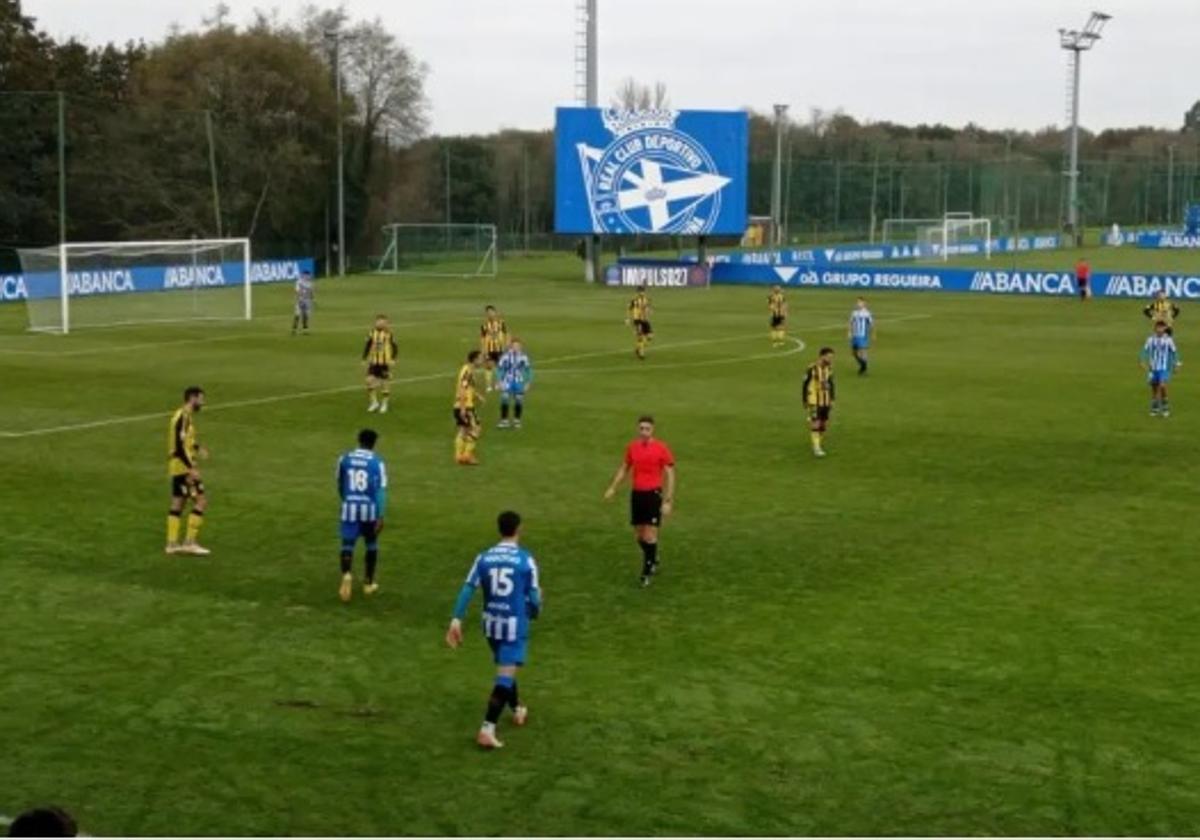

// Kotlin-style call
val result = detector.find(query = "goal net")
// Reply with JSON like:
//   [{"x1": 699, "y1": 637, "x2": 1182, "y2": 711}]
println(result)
[
  {"x1": 17, "y1": 239, "x2": 251, "y2": 334},
  {"x1": 880, "y1": 217, "x2": 945, "y2": 244},
  {"x1": 918, "y1": 217, "x2": 992, "y2": 261},
  {"x1": 377, "y1": 223, "x2": 497, "y2": 278}
]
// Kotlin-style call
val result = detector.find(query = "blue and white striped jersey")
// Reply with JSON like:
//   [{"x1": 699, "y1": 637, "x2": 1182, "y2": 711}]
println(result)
[
  {"x1": 497, "y1": 348, "x2": 533, "y2": 391},
  {"x1": 295, "y1": 276, "x2": 314, "y2": 304},
  {"x1": 336, "y1": 447, "x2": 388, "y2": 523},
  {"x1": 849, "y1": 308, "x2": 873, "y2": 340},
  {"x1": 1141, "y1": 334, "x2": 1179, "y2": 372},
  {"x1": 457, "y1": 541, "x2": 541, "y2": 643}
]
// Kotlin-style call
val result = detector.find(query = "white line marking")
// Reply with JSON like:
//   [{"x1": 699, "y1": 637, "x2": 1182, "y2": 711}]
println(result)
[
  {"x1": 0, "y1": 314, "x2": 928, "y2": 438},
  {"x1": 541, "y1": 337, "x2": 805, "y2": 375}
]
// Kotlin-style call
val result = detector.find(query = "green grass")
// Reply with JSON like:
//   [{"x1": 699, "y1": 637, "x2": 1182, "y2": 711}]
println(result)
[{"x1": 2, "y1": 253, "x2": 1199, "y2": 835}]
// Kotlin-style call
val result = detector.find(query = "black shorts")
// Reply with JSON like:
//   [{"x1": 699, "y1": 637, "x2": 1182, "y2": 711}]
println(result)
[
  {"x1": 454, "y1": 408, "x2": 478, "y2": 429},
  {"x1": 630, "y1": 489, "x2": 663, "y2": 527},
  {"x1": 171, "y1": 473, "x2": 205, "y2": 499},
  {"x1": 486, "y1": 350, "x2": 503, "y2": 365},
  {"x1": 770, "y1": 315, "x2": 785, "y2": 328},
  {"x1": 808, "y1": 405, "x2": 832, "y2": 424},
  {"x1": 367, "y1": 364, "x2": 391, "y2": 380},
  {"x1": 633, "y1": 319, "x2": 653, "y2": 337}
]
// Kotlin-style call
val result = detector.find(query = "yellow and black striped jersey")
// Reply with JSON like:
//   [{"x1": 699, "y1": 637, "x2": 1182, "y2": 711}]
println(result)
[
  {"x1": 1144, "y1": 298, "x2": 1180, "y2": 326},
  {"x1": 802, "y1": 362, "x2": 835, "y2": 408},
  {"x1": 629, "y1": 293, "x2": 651, "y2": 321},
  {"x1": 768, "y1": 291, "x2": 787, "y2": 317},
  {"x1": 480, "y1": 318, "x2": 508, "y2": 353},
  {"x1": 362, "y1": 328, "x2": 398, "y2": 366},
  {"x1": 454, "y1": 363, "x2": 479, "y2": 409},
  {"x1": 168, "y1": 406, "x2": 198, "y2": 477}
]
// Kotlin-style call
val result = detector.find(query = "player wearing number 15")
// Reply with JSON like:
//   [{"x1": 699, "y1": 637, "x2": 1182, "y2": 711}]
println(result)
[
  {"x1": 336, "y1": 429, "x2": 388, "y2": 602},
  {"x1": 446, "y1": 511, "x2": 542, "y2": 750},
  {"x1": 166, "y1": 386, "x2": 210, "y2": 556}
]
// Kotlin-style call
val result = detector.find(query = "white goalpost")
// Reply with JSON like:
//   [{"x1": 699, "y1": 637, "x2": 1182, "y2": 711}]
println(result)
[
  {"x1": 17, "y1": 238, "x2": 252, "y2": 334},
  {"x1": 377, "y1": 223, "x2": 498, "y2": 278},
  {"x1": 918, "y1": 216, "x2": 992, "y2": 262}
]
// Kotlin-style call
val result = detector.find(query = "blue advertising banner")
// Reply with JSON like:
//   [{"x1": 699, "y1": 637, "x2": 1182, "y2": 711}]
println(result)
[
  {"x1": 603, "y1": 260, "x2": 709, "y2": 288},
  {"x1": 0, "y1": 258, "x2": 315, "y2": 303},
  {"x1": 692, "y1": 234, "x2": 1060, "y2": 267},
  {"x1": 708, "y1": 260, "x2": 1200, "y2": 299},
  {"x1": 1137, "y1": 231, "x2": 1200, "y2": 249},
  {"x1": 555, "y1": 107, "x2": 748, "y2": 236}
]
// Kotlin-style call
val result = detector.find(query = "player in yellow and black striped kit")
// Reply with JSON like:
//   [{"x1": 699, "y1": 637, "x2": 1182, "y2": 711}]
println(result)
[
  {"x1": 363, "y1": 315, "x2": 398, "y2": 413},
  {"x1": 454, "y1": 350, "x2": 485, "y2": 465},
  {"x1": 802, "y1": 347, "x2": 836, "y2": 458},
  {"x1": 166, "y1": 386, "x2": 210, "y2": 555},
  {"x1": 768, "y1": 285, "x2": 788, "y2": 346},
  {"x1": 1144, "y1": 291, "x2": 1181, "y2": 336},
  {"x1": 627, "y1": 286, "x2": 653, "y2": 359},
  {"x1": 480, "y1": 305, "x2": 509, "y2": 390}
]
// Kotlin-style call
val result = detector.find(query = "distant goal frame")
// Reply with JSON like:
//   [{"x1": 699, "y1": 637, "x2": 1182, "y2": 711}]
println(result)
[
  {"x1": 377, "y1": 223, "x2": 498, "y2": 279},
  {"x1": 20, "y1": 237, "x2": 252, "y2": 335}
]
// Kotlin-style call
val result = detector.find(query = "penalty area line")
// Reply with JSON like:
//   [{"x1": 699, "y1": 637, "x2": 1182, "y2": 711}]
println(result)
[{"x1": 540, "y1": 337, "x2": 805, "y2": 375}]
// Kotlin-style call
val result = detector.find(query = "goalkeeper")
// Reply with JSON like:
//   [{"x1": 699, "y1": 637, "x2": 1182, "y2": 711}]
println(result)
[{"x1": 496, "y1": 339, "x2": 533, "y2": 429}]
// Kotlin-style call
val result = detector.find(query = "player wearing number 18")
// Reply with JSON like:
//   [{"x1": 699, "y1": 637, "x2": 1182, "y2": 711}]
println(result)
[
  {"x1": 446, "y1": 511, "x2": 542, "y2": 750},
  {"x1": 336, "y1": 429, "x2": 389, "y2": 602}
]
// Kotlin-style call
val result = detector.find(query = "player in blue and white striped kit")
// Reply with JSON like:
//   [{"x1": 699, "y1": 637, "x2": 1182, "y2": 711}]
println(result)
[
  {"x1": 445, "y1": 510, "x2": 542, "y2": 750},
  {"x1": 496, "y1": 338, "x2": 533, "y2": 429},
  {"x1": 1140, "y1": 321, "x2": 1181, "y2": 417},
  {"x1": 335, "y1": 428, "x2": 388, "y2": 602},
  {"x1": 292, "y1": 272, "x2": 314, "y2": 335},
  {"x1": 848, "y1": 298, "x2": 874, "y2": 375}
]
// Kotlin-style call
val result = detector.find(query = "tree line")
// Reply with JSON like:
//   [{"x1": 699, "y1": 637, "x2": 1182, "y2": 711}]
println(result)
[{"x1": 3, "y1": 0, "x2": 1199, "y2": 270}]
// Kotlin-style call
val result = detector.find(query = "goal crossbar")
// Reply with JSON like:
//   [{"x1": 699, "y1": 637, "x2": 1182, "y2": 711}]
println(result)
[{"x1": 19, "y1": 237, "x2": 252, "y2": 334}]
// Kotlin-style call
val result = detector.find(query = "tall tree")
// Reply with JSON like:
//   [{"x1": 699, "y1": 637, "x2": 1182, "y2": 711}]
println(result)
[{"x1": 611, "y1": 78, "x2": 669, "y2": 110}]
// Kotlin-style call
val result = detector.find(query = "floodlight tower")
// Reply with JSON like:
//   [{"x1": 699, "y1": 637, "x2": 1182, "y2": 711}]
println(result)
[
  {"x1": 326, "y1": 28, "x2": 359, "y2": 277},
  {"x1": 1059, "y1": 11, "x2": 1111, "y2": 245},
  {"x1": 771, "y1": 104, "x2": 789, "y2": 247}
]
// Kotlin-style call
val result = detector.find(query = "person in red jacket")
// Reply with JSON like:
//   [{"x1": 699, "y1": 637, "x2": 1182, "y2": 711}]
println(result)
[
  {"x1": 1075, "y1": 257, "x2": 1091, "y2": 301},
  {"x1": 603, "y1": 415, "x2": 677, "y2": 587}
]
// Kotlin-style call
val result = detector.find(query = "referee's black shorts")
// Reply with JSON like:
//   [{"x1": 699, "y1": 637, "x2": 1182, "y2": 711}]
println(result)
[{"x1": 630, "y1": 489, "x2": 663, "y2": 527}]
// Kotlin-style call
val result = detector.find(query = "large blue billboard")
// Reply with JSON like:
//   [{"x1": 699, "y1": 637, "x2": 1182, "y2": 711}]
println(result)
[{"x1": 555, "y1": 107, "x2": 748, "y2": 236}]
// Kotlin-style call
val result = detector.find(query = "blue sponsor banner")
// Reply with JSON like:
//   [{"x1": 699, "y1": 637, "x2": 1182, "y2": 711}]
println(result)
[
  {"x1": 606, "y1": 259, "x2": 709, "y2": 288},
  {"x1": 1137, "y1": 231, "x2": 1200, "y2": 249},
  {"x1": 693, "y1": 234, "x2": 1060, "y2": 266},
  {"x1": 0, "y1": 258, "x2": 315, "y2": 303},
  {"x1": 713, "y1": 261, "x2": 1200, "y2": 299},
  {"x1": 555, "y1": 107, "x2": 748, "y2": 236}
]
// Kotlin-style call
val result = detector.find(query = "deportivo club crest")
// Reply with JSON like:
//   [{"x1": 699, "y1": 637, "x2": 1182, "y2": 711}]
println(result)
[{"x1": 577, "y1": 109, "x2": 732, "y2": 235}]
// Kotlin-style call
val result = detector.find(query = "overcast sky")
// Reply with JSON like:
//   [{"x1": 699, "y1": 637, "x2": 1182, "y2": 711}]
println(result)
[{"x1": 24, "y1": 0, "x2": 1199, "y2": 135}]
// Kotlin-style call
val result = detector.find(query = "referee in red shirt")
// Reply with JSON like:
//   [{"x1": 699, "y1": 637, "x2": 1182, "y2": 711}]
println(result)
[
  {"x1": 1075, "y1": 257, "x2": 1091, "y2": 301},
  {"x1": 603, "y1": 415, "x2": 676, "y2": 587}
]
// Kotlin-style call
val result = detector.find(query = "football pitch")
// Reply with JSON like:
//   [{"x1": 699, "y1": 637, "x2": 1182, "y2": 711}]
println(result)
[{"x1": 1, "y1": 251, "x2": 1199, "y2": 835}]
